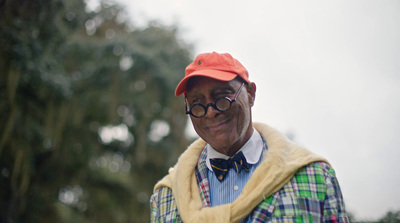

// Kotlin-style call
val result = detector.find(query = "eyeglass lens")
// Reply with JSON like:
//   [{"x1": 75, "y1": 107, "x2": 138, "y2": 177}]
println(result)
[
  {"x1": 191, "y1": 98, "x2": 232, "y2": 117},
  {"x1": 186, "y1": 83, "x2": 244, "y2": 118}
]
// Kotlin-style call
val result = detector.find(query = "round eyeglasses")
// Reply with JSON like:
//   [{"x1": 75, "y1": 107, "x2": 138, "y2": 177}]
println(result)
[{"x1": 185, "y1": 83, "x2": 245, "y2": 118}]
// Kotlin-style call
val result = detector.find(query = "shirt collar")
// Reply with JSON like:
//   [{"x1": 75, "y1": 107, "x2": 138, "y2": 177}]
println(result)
[{"x1": 206, "y1": 129, "x2": 263, "y2": 171}]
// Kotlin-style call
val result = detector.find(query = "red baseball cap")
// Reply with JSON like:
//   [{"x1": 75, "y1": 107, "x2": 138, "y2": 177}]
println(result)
[{"x1": 175, "y1": 52, "x2": 250, "y2": 96}]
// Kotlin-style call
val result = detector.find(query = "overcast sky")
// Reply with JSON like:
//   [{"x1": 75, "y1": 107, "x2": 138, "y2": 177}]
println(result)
[{"x1": 106, "y1": 0, "x2": 400, "y2": 220}]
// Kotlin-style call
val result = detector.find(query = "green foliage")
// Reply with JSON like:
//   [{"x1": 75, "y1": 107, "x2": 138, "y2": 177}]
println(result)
[
  {"x1": 378, "y1": 210, "x2": 400, "y2": 223},
  {"x1": 347, "y1": 210, "x2": 400, "y2": 223},
  {"x1": 0, "y1": 0, "x2": 193, "y2": 222}
]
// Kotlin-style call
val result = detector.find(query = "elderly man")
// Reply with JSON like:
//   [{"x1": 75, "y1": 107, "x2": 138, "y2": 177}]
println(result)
[{"x1": 150, "y1": 52, "x2": 349, "y2": 222}]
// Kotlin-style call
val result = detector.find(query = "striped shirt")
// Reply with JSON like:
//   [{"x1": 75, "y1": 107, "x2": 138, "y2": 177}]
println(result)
[{"x1": 206, "y1": 129, "x2": 263, "y2": 207}]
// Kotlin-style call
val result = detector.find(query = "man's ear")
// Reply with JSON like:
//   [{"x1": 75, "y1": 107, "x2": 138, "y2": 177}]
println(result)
[{"x1": 247, "y1": 82, "x2": 256, "y2": 106}]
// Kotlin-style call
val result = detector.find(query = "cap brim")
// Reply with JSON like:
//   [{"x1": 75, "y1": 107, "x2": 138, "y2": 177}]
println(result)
[{"x1": 175, "y1": 69, "x2": 237, "y2": 96}]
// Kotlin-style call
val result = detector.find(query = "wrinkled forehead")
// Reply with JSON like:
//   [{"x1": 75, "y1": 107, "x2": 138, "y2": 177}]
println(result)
[{"x1": 186, "y1": 76, "x2": 239, "y2": 95}]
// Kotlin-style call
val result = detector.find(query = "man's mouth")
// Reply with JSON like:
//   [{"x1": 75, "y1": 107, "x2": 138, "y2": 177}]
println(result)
[{"x1": 207, "y1": 119, "x2": 229, "y2": 132}]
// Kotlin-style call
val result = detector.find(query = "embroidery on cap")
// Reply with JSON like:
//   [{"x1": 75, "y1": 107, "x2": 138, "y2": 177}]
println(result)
[{"x1": 198, "y1": 60, "x2": 202, "y2": 65}]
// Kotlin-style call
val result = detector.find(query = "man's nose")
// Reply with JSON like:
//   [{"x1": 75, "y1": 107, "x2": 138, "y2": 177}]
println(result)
[{"x1": 204, "y1": 103, "x2": 219, "y2": 118}]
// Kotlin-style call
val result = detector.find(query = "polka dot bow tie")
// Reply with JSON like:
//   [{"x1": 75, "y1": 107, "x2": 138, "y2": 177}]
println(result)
[{"x1": 210, "y1": 151, "x2": 250, "y2": 182}]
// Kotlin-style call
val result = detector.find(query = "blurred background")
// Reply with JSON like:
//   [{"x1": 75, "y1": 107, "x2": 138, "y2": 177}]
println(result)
[{"x1": 1, "y1": 0, "x2": 399, "y2": 222}]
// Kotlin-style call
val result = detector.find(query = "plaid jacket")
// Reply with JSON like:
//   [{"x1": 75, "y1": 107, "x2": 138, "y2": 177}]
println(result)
[{"x1": 150, "y1": 145, "x2": 348, "y2": 222}]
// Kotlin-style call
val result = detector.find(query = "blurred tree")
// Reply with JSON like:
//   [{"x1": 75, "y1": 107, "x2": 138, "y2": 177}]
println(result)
[
  {"x1": 346, "y1": 210, "x2": 400, "y2": 223},
  {"x1": 0, "y1": 0, "x2": 192, "y2": 222},
  {"x1": 378, "y1": 210, "x2": 400, "y2": 223}
]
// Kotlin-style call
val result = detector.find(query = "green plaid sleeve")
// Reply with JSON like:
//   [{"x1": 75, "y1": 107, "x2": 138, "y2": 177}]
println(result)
[
  {"x1": 321, "y1": 163, "x2": 348, "y2": 222},
  {"x1": 150, "y1": 186, "x2": 183, "y2": 223},
  {"x1": 250, "y1": 161, "x2": 349, "y2": 222}
]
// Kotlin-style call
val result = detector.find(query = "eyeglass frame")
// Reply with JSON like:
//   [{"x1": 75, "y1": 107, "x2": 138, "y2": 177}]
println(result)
[{"x1": 184, "y1": 82, "x2": 245, "y2": 118}]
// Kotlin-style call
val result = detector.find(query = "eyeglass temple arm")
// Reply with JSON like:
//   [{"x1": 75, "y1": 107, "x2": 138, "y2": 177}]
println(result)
[
  {"x1": 232, "y1": 83, "x2": 245, "y2": 102},
  {"x1": 184, "y1": 97, "x2": 190, "y2": 114}
]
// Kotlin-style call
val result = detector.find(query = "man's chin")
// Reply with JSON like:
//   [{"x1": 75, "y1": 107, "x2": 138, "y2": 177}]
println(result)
[{"x1": 208, "y1": 137, "x2": 234, "y2": 152}]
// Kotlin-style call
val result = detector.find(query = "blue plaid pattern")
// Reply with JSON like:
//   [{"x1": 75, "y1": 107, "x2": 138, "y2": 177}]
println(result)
[{"x1": 150, "y1": 142, "x2": 349, "y2": 222}]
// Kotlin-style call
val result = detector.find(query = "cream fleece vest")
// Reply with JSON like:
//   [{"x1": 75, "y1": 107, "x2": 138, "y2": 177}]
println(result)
[{"x1": 154, "y1": 123, "x2": 328, "y2": 223}]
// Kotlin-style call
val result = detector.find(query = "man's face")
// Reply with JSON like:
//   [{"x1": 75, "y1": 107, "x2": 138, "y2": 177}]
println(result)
[{"x1": 186, "y1": 77, "x2": 256, "y2": 156}]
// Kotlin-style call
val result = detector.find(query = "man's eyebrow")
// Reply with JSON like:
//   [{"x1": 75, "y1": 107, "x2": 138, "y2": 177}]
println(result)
[
  {"x1": 187, "y1": 84, "x2": 234, "y2": 97},
  {"x1": 215, "y1": 86, "x2": 234, "y2": 91},
  {"x1": 185, "y1": 91, "x2": 203, "y2": 102},
  {"x1": 213, "y1": 85, "x2": 235, "y2": 93}
]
